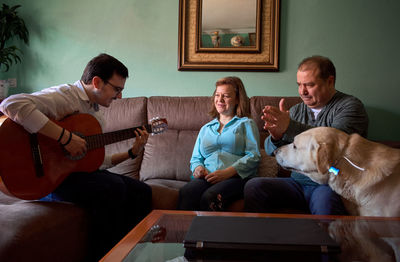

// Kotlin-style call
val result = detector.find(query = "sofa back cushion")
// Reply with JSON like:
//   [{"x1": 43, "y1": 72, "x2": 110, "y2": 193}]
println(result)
[
  {"x1": 146, "y1": 96, "x2": 213, "y2": 130},
  {"x1": 101, "y1": 97, "x2": 148, "y2": 179},
  {"x1": 140, "y1": 97, "x2": 213, "y2": 183}
]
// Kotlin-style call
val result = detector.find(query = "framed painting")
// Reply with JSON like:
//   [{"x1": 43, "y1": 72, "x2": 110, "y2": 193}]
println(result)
[{"x1": 178, "y1": 0, "x2": 280, "y2": 71}]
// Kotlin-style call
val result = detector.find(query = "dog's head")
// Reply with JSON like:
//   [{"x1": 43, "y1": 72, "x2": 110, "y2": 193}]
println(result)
[{"x1": 274, "y1": 127, "x2": 348, "y2": 184}]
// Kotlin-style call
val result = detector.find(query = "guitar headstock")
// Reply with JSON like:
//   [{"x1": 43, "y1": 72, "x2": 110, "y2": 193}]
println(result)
[{"x1": 149, "y1": 117, "x2": 168, "y2": 135}]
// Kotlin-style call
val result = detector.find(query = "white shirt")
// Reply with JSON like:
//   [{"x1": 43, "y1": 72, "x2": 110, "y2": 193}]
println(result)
[
  {"x1": 0, "y1": 80, "x2": 113, "y2": 169},
  {"x1": 310, "y1": 108, "x2": 322, "y2": 120}
]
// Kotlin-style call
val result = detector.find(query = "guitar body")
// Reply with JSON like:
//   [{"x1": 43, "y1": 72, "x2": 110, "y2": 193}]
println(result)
[{"x1": 0, "y1": 114, "x2": 105, "y2": 200}]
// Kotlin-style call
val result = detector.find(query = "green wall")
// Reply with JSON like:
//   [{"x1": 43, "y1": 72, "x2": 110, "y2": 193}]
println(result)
[{"x1": 1, "y1": 0, "x2": 399, "y2": 140}]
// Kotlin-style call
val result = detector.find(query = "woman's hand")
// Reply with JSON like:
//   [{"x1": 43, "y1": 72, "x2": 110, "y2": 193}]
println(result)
[
  {"x1": 205, "y1": 167, "x2": 237, "y2": 184},
  {"x1": 193, "y1": 166, "x2": 208, "y2": 179}
]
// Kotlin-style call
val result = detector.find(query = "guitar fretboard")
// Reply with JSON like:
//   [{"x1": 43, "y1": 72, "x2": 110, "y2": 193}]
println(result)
[{"x1": 85, "y1": 124, "x2": 151, "y2": 150}]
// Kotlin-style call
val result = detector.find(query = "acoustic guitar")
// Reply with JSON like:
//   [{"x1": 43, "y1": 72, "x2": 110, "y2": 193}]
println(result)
[{"x1": 0, "y1": 113, "x2": 167, "y2": 200}]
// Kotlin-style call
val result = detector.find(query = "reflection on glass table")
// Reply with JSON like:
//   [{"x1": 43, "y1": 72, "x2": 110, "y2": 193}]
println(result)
[{"x1": 101, "y1": 210, "x2": 400, "y2": 262}]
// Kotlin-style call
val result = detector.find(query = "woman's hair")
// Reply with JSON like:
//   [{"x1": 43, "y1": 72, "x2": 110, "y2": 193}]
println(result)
[
  {"x1": 209, "y1": 76, "x2": 250, "y2": 118},
  {"x1": 81, "y1": 53, "x2": 129, "y2": 84}
]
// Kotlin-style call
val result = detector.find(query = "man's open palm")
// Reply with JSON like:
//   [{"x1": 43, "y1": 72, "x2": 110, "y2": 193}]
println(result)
[{"x1": 261, "y1": 98, "x2": 290, "y2": 140}]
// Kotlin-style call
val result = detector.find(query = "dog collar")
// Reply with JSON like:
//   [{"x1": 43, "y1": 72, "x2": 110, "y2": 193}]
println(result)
[
  {"x1": 329, "y1": 166, "x2": 340, "y2": 176},
  {"x1": 343, "y1": 156, "x2": 365, "y2": 171},
  {"x1": 329, "y1": 156, "x2": 365, "y2": 176}
]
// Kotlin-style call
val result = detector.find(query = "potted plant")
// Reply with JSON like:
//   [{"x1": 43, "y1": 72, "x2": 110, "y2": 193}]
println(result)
[{"x1": 0, "y1": 4, "x2": 29, "y2": 72}]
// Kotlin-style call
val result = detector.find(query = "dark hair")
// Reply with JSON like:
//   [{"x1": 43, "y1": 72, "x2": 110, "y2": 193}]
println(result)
[
  {"x1": 81, "y1": 53, "x2": 129, "y2": 84},
  {"x1": 209, "y1": 76, "x2": 250, "y2": 118},
  {"x1": 298, "y1": 55, "x2": 336, "y2": 84}
]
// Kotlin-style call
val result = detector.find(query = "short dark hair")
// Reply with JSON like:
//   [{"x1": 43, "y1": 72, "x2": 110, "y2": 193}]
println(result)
[
  {"x1": 209, "y1": 76, "x2": 250, "y2": 118},
  {"x1": 81, "y1": 53, "x2": 128, "y2": 84},
  {"x1": 298, "y1": 55, "x2": 336, "y2": 84}
]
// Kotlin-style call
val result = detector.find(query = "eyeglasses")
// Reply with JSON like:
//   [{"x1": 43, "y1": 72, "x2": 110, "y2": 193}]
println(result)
[{"x1": 104, "y1": 80, "x2": 124, "y2": 95}]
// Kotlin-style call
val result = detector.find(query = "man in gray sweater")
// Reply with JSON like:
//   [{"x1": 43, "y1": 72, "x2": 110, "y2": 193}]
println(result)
[{"x1": 244, "y1": 55, "x2": 369, "y2": 215}]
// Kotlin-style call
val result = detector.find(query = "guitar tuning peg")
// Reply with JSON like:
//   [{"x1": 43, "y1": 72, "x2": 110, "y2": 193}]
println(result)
[{"x1": 150, "y1": 116, "x2": 161, "y2": 122}]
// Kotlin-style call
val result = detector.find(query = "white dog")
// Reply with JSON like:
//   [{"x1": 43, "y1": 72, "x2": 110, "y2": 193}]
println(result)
[{"x1": 274, "y1": 127, "x2": 400, "y2": 217}]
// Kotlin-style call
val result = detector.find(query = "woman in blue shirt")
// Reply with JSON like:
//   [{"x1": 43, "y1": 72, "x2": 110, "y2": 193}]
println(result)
[{"x1": 178, "y1": 76, "x2": 261, "y2": 211}]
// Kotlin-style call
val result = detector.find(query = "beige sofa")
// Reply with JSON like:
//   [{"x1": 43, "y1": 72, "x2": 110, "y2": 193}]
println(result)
[
  {"x1": 103, "y1": 96, "x2": 303, "y2": 210},
  {"x1": 0, "y1": 95, "x2": 303, "y2": 262}
]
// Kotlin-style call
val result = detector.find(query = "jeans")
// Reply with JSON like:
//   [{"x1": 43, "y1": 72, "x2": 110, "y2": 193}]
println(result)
[
  {"x1": 244, "y1": 177, "x2": 347, "y2": 215},
  {"x1": 42, "y1": 170, "x2": 152, "y2": 261},
  {"x1": 178, "y1": 176, "x2": 246, "y2": 211}
]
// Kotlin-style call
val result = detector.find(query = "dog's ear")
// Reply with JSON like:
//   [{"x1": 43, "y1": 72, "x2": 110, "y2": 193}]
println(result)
[{"x1": 316, "y1": 143, "x2": 335, "y2": 174}]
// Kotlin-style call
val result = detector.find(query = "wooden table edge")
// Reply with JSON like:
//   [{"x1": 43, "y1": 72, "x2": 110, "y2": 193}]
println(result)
[
  {"x1": 0, "y1": 115, "x2": 7, "y2": 126},
  {"x1": 100, "y1": 210, "x2": 165, "y2": 261},
  {"x1": 100, "y1": 209, "x2": 399, "y2": 261}
]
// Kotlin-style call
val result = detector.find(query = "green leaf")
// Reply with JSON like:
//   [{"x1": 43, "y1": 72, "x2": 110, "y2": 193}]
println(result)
[{"x1": 0, "y1": 4, "x2": 29, "y2": 71}]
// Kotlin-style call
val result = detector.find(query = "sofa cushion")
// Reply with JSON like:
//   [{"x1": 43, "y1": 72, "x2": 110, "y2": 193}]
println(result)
[
  {"x1": 140, "y1": 97, "x2": 213, "y2": 183},
  {"x1": 0, "y1": 195, "x2": 88, "y2": 262},
  {"x1": 101, "y1": 97, "x2": 148, "y2": 132},
  {"x1": 146, "y1": 96, "x2": 213, "y2": 130},
  {"x1": 257, "y1": 149, "x2": 278, "y2": 177},
  {"x1": 147, "y1": 184, "x2": 180, "y2": 210},
  {"x1": 100, "y1": 97, "x2": 148, "y2": 179},
  {"x1": 145, "y1": 178, "x2": 188, "y2": 190},
  {"x1": 140, "y1": 129, "x2": 197, "y2": 182},
  {"x1": 106, "y1": 148, "x2": 143, "y2": 180}
]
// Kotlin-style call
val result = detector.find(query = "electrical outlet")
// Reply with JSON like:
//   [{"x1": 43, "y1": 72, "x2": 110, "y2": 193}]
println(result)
[
  {"x1": 7, "y1": 78, "x2": 17, "y2": 88},
  {"x1": 0, "y1": 80, "x2": 9, "y2": 99},
  {"x1": 0, "y1": 80, "x2": 9, "y2": 88}
]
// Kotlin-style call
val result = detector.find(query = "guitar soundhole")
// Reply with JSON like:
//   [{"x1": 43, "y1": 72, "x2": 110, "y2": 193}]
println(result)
[{"x1": 63, "y1": 132, "x2": 87, "y2": 160}]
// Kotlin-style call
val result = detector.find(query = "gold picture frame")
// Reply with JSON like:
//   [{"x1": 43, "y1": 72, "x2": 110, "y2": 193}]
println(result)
[{"x1": 178, "y1": 0, "x2": 280, "y2": 71}]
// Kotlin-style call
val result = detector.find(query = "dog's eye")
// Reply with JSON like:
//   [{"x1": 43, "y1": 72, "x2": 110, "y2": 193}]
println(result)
[{"x1": 293, "y1": 144, "x2": 297, "y2": 149}]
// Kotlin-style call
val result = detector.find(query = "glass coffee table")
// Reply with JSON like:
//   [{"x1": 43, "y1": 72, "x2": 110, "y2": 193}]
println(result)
[{"x1": 100, "y1": 210, "x2": 400, "y2": 262}]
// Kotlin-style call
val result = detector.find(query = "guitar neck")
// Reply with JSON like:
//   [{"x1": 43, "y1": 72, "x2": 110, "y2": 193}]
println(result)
[{"x1": 85, "y1": 124, "x2": 151, "y2": 150}]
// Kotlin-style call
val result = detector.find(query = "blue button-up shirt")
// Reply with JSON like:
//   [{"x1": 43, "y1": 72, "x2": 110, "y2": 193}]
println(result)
[{"x1": 190, "y1": 116, "x2": 261, "y2": 179}]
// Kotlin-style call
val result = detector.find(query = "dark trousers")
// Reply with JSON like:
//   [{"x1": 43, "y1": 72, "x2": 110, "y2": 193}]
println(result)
[
  {"x1": 244, "y1": 177, "x2": 347, "y2": 215},
  {"x1": 178, "y1": 176, "x2": 246, "y2": 211},
  {"x1": 45, "y1": 170, "x2": 152, "y2": 261}
]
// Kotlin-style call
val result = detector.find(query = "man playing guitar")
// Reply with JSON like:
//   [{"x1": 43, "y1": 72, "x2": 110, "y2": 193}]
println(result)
[{"x1": 0, "y1": 53, "x2": 152, "y2": 261}]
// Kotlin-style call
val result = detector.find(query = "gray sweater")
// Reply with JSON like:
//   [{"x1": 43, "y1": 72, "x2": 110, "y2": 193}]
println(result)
[{"x1": 265, "y1": 91, "x2": 369, "y2": 185}]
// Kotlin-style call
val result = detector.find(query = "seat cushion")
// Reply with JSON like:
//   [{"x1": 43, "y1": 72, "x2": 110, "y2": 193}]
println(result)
[
  {"x1": 0, "y1": 194, "x2": 88, "y2": 262},
  {"x1": 257, "y1": 149, "x2": 278, "y2": 177},
  {"x1": 140, "y1": 129, "x2": 197, "y2": 182}
]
